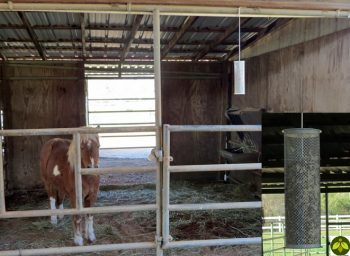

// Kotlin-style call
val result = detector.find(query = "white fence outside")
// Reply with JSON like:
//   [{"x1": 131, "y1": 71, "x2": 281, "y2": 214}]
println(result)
[{"x1": 263, "y1": 215, "x2": 350, "y2": 255}]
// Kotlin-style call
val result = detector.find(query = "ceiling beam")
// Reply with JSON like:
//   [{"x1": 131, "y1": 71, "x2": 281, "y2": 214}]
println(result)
[
  {"x1": 1, "y1": 45, "x2": 231, "y2": 54},
  {"x1": 80, "y1": 13, "x2": 87, "y2": 60},
  {"x1": 193, "y1": 18, "x2": 250, "y2": 61},
  {"x1": 17, "y1": 12, "x2": 46, "y2": 60},
  {"x1": 161, "y1": 16, "x2": 197, "y2": 59},
  {"x1": 0, "y1": 38, "x2": 238, "y2": 46},
  {"x1": 0, "y1": 24, "x2": 262, "y2": 33},
  {"x1": 120, "y1": 15, "x2": 143, "y2": 61},
  {"x1": 225, "y1": 18, "x2": 291, "y2": 60}
]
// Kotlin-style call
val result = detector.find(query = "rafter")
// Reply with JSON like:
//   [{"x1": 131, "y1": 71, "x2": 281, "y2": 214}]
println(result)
[
  {"x1": 120, "y1": 15, "x2": 143, "y2": 61},
  {"x1": 0, "y1": 24, "x2": 262, "y2": 33},
  {"x1": 17, "y1": 12, "x2": 46, "y2": 60},
  {"x1": 193, "y1": 18, "x2": 251, "y2": 61},
  {"x1": 225, "y1": 18, "x2": 291, "y2": 61},
  {"x1": 80, "y1": 13, "x2": 87, "y2": 60},
  {"x1": 0, "y1": 38, "x2": 238, "y2": 46},
  {"x1": 1, "y1": 45, "x2": 231, "y2": 54},
  {"x1": 161, "y1": 16, "x2": 197, "y2": 59}
]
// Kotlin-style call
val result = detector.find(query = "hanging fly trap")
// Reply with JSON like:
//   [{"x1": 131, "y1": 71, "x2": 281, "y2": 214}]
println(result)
[{"x1": 283, "y1": 128, "x2": 321, "y2": 249}]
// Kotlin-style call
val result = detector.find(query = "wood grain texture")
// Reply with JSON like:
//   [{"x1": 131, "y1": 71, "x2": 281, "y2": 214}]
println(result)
[
  {"x1": 162, "y1": 62, "x2": 227, "y2": 179},
  {"x1": 242, "y1": 18, "x2": 350, "y2": 59},
  {"x1": 233, "y1": 28, "x2": 350, "y2": 113},
  {"x1": 2, "y1": 63, "x2": 85, "y2": 190}
]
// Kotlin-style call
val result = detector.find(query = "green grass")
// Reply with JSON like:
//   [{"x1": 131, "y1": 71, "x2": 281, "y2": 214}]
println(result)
[{"x1": 263, "y1": 229, "x2": 350, "y2": 255}]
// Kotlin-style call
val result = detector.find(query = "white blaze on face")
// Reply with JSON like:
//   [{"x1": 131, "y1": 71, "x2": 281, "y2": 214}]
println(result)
[{"x1": 53, "y1": 165, "x2": 61, "y2": 176}]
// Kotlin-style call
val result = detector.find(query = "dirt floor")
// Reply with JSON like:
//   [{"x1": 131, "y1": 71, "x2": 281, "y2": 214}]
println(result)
[{"x1": 0, "y1": 157, "x2": 261, "y2": 256}]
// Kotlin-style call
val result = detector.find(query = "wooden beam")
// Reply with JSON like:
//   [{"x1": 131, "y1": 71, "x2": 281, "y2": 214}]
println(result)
[
  {"x1": 193, "y1": 18, "x2": 249, "y2": 61},
  {"x1": 1, "y1": 45, "x2": 231, "y2": 54},
  {"x1": 0, "y1": 38, "x2": 237, "y2": 46},
  {"x1": 225, "y1": 18, "x2": 291, "y2": 60},
  {"x1": 0, "y1": 24, "x2": 262, "y2": 33},
  {"x1": 80, "y1": 13, "x2": 87, "y2": 60},
  {"x1": 17, "y1": 12, "x2": 46, "y2": 60},
  {"x1": 120, "y1": 15, "x2": 143, "y2": 61},
  {"x1": 161, "y1": 16, "x2": 197, "y2": 59}
]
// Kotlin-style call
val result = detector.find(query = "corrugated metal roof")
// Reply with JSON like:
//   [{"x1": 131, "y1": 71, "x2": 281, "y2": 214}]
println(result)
[{"x1": 0, "y1": 11, "x2": 288, "y2": 61}]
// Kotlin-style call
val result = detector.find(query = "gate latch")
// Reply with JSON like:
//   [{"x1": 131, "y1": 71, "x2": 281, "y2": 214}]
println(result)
[{"x1": 148, "y1": 148, "x2": 173, "y2": 162}]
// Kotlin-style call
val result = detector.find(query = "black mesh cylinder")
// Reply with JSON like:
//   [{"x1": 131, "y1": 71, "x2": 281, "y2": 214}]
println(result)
[{"x1": 283, "y1": 128, "x2": 321, "y2": 249}]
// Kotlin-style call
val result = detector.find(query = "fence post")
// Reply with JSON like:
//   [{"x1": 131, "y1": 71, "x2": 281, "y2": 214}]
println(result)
[
  {"x1": 153, "y1": 8, "x2": 164, "y2": 256},
  {"x1": 0, "y1": 136, "x2": 5, "y2": 214},
  {"x1": 74, "y1": 133, "x2": 83, "y2": 210},
  {"x1": 162, "y1": 124, "x2": 171, "y2": 248},
  {"x1": 271, "y1": 223, "x2": 274, "y2": 255}
]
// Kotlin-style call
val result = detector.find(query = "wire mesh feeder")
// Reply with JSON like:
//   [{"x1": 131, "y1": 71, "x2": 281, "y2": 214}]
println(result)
[{"x1": 283, "y1": 128, "x2": 321, "y2": 249}]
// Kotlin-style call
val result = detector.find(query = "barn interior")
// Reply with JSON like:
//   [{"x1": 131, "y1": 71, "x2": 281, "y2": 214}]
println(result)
[
  {"x1": 0, "y1": 9, "x2": 267, "y2": 256},
  {"x1": 0, "y1": 1, "x2": 350, "y2": 255}
]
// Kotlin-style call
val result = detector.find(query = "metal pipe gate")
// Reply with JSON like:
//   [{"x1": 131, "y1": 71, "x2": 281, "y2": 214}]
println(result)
[{"x1": 0, "y1": 124, "x2": 261, "y2": 255}]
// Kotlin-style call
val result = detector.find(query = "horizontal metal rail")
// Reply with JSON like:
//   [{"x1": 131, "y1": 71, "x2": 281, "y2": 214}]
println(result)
[
  {"x1": 89, "y1": 98, "x2": 155, "y2": 101},
  {"x1": 100, "y1": 134, "x2": 155, "y2": 138},
  {"x1": 0, "y1": 242, "x2": 156, "y2": 256},
  {"x1": 89, "y1": 110, "x2": 155, "y2": 113},
  {"x1": 0, "y1": 3, "x2": 350, "y2": 18},
  {"x1": 89, "y1": 122, "x2": 155, "y2": 126},
  {"x1": 169, "y1": 202, "x2": 261, "y2": 211},
  {"x1": 169, "y1": 163, "x2": 262, "y2": 173},
  {"x1": 0, "y1": 204, "x2": 157, "y2": 219},
  {"x1": 0, "y1": 126, "x2": 156, "y2": 136},
  {"x1": 81, "y1": 166, "x2": 155, "y2": 175},
  {"x1": 163, "y1": 237, "x2": 261, "y2": 249},
  {"x1": 100, "y1": 146, "x2": 155, "y2": 150},
  {"x1": 168, "y1": 125, "x2": 261, "y2": 132}
]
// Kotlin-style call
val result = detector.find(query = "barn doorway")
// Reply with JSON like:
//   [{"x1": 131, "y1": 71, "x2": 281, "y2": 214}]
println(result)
[{"x1": 87, "y1": 78, "x2": 156, "y2": 158}]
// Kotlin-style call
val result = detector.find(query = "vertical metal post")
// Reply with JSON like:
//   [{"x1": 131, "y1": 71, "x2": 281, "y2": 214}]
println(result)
[
  {"x1": 74, "y1": 133, "x2": 83, "y2": 210},
  {"x1": 162, "y1": 124, "x2": 170, "y2": 247},
  {"x1": 153, "y1": 8, "x2": 164, "y2": 256},
  {"x1": 325, "y1": 185, "x2": 329, "y2": 256},
  {"x1": 0, "y1": 136, "x2": 5, "y2": 214}
]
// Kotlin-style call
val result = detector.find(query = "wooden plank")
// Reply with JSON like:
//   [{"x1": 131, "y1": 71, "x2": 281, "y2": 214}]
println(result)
[
  {"x1": 17, "y1": 12, "x2": 46, "y2": 61},
  {"x1": 120, "y1": 15, "x2": 143, "y2": 61},
  {"x1": 161, "y1": 62, "x2": 226, "y2": 180},
  {"x1": 2, "y1": 62, "x2": 85, "y2": 190},
  {"x1": 161, "y1": 16, "x2": 197, "y2": 59},
  {"x1": 242, "y1": 18, "x2": 350, "y2": 59}
]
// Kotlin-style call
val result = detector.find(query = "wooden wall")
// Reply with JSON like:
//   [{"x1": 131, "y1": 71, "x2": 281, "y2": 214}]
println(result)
[
  {"x1": 242, "y1": 18, "x2": 350, "y2": 59},
  {"x1": 1, "y1": 63, "x2": 85, "y2": 190},
  {"x1": 161, "y1": 62, "x2": 228, "y2": 179},
  {"x1": 233, "y1": 28, "x2": 350, "y2": 112}
]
